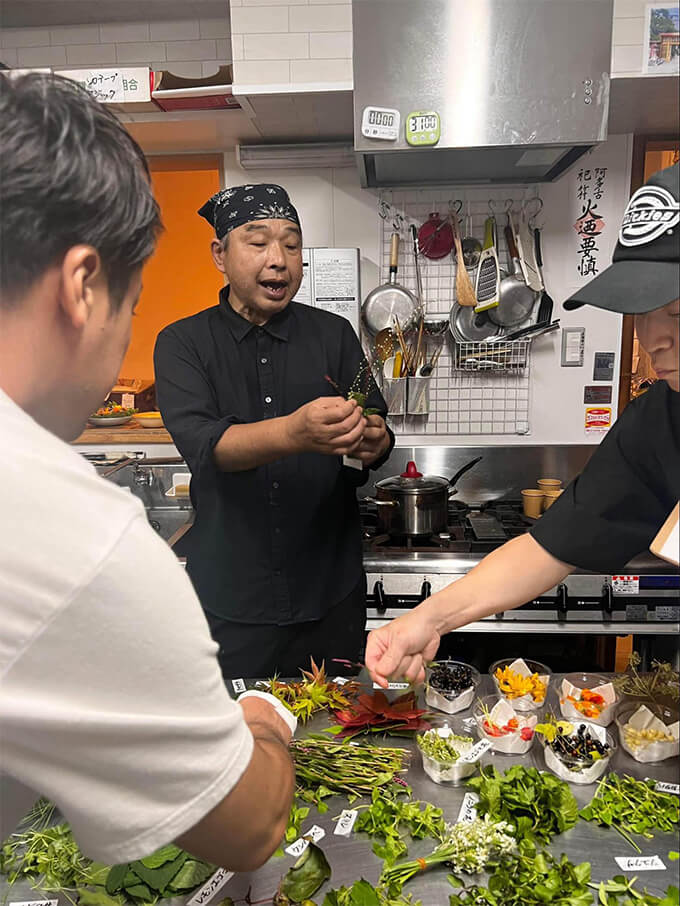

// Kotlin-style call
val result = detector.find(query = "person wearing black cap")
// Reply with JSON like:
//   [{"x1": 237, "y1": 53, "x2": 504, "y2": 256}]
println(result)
[
  {"x1": 154, "y1": 184, "x2": 393, "y2": 679},
  {"x1": 364, "y1": 163, "x2": 680, "y2": 687}
]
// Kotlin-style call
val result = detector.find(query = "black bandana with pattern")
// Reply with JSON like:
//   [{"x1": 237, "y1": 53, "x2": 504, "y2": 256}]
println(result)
[{"x1": 197, "y1": 183, "x2": 301, "y2": 240}]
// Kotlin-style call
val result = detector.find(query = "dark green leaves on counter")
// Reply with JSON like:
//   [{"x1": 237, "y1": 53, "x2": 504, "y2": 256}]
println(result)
[
  {"x1": 279, "y1": 842, "x2": 331, "y2": 902},
  {"x1": 354, "y1": 788, "x2": 445, "y2": 865},
  {"x1": 448, "y1": 841, "x2": 592, "y2": 906},
  {"x1": 589, "y1": 876, "x2": 680, "y2": 906},
  {"x1": 466, "y1": 765, "x2": 579, "y2": 844},
  {"x1": 580, "y1": 774, "x2": 680, "y2": 853}
]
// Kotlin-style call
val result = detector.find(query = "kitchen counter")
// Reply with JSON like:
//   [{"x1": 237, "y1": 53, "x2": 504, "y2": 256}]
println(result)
[
  {"x1": 213, "y1": 673, "x2": 679, "y2": 903},
  {"x1": 7, "y1": 674, "x2": 676, "y2": 905},
  {"x1": 72, "y1": 423, "x2": 173, "y2": 444}
]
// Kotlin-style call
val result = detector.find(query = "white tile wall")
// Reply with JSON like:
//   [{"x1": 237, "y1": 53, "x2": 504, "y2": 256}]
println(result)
[
  {"x1": 1, "y1": 16, "x2": 232, "y2": 74},
  {"x1": 611, "y1": 0, "x2": 655, "y2": 77},
  {"x1": 231, "y1": 0, "x2": 352, "y2": 89}
]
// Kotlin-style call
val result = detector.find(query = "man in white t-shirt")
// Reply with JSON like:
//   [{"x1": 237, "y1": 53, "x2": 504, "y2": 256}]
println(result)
[{"x1": 0, "y1": 73, "x2": 296, "y2": 870}]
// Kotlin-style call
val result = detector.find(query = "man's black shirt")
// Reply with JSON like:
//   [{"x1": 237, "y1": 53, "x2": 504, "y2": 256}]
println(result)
[
  {"x1": 532, "y1": 382, "x2": 680, "y2": 570},
  {"x1": 154, "y1": 287, "x2": 392, "y2": 624}
]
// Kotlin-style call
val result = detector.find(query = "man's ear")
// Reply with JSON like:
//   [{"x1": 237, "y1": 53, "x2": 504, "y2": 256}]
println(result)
[
  {"x1": 210, "y1": 239, "x2": 227, "y2": 276},
  {"x1": 58, "y1": 245, "x2": 103, "y2": 329}
]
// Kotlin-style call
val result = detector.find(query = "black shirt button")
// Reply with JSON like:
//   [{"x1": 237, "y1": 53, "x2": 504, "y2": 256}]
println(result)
[
  {"x1": 274, "y1": 527, "x2": 281, "y2": 534},
  {"x1": 272, "y1": 481, "x2": 279, "y2": 489},
  {"x1": 265, "y1": 395, "x2": 272, "y2": 404},
  {"x1": 274, "y1": 569, "x2": 281, "y2": 576},
  {"x1": 261, "y1": 357, "x2": 268, "y2": 364}
]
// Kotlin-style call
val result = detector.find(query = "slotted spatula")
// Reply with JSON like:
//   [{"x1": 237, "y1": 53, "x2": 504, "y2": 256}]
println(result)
[{"x1": 474, "y1": 216, "x2": 500, "y2": 312}]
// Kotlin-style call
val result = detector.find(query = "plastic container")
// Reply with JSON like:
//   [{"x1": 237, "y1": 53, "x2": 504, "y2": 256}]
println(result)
[
  {"x1": 425, "y1": 660, "x2": 480, "y2": 714},
  {"x1": 616, "y1": 700, "x2": 679, "y2": 763},
  {"x1": 559, "y1": 673, "x2": 619, "y2": 727},
  {"x1": 521, "y1": 489, "x2": 544, "y2": 518},
  {"x1": 473, "y1": 695, "x2": 538, "y2": 755},
  {"x1": 417, "y1": 717, "x2": 479, "y2": 785},
  {"x1": 539, "y1": 722, "x2": 615, "y2": 784},
  {"x1": 490, "y1": 658, "x2": 551, "y2": 712}
]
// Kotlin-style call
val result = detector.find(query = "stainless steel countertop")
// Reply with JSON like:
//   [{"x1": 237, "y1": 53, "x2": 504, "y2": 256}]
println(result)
[
  {"x1": 4, "y1": 675, "x2": 677, "y2": 905},
  {"x1": 222, "y1": 674, "x2": 680, "y2": 902}
]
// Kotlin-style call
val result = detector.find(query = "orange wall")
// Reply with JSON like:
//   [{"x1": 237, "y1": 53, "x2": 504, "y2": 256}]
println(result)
[{"x1": 120, "y1": 156, "x2": 223, "y2": 380}]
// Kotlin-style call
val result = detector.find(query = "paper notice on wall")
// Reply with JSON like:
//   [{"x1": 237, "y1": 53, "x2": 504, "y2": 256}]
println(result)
[
  {"x1": 294, "y1": 248, "x2": 360, "y2": 336},
  {"x1": 567, "y1": 135, "x2": 631, "y2": 289},
  {"x1": 312, "y1": 248, "x2": 361, "y2": 335},
  {"x1": 585, "y1": 406, "x2": 612, "y2": 435}
]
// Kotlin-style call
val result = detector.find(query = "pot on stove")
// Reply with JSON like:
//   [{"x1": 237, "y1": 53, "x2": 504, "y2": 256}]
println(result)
[{"x1": 368, "y1": 457, "x2": 482, "y2": 537}]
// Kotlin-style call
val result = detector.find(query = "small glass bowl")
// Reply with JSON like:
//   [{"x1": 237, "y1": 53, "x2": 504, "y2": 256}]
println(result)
[
  {"x1": 559, "y1": 672, "x2": 619, "y2": 727},
  {"x1": 616, "y1": 700, "x2": 679, "y2": 763},
  {"x1": 473, "y1": 694, "x2": 537, "y2": 755},
  {"x1": 417, "y1": 716, "x2": 479, "y2": 785},
  {"x1": 425, "y1": 659, "x2": 481, "y2": 714},
  {"x1": 539, "y1": 722, "x2": 616, "y2": 784},
  {"x1": 490, "y1": 658, "x2": 552, "y2": 712}
]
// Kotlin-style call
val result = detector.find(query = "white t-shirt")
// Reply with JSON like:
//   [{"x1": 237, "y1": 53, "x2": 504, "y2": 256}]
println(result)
[{"x1": 0, "y1": 388, "x2": 253, "y2": 863}]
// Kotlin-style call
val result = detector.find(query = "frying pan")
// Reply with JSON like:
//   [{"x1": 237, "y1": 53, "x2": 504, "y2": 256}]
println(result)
[
  {"x1": 488, "y1": 225, "x2": 538, "y2": 329},
  {"x1": 362, "y1": 233, "x2": 417, "y2": 335}
]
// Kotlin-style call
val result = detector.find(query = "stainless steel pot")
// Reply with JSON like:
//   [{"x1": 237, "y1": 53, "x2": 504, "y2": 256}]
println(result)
[{"x1": 368, "y1": 457, "x2": 482, "y2": 537}]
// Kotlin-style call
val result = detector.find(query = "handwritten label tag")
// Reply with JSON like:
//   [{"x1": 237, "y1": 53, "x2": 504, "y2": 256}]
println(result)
[
  {"x1": 457, "y1": 738, "x2": 493, "y2": 765},
  {"x1": 285, "y1": 825, "x2": 326, "y2": 857},
  {"x1": 647, "y1": 779, "x2": 680, "y2": 795},
  {"x1": 231, "y1": 678, "x2": 246, "y2": 694},
  {"x1": 457, "y1": 792, "x2": 480, "y2": 824},
  {"x1": 615, "y1": 856, "x2": 665, "y2": 872},
  {"x1": 334, "y1": 809, "x2": 358, "y2": 836},
  {"x1": 343, "y1": 455, "x2": 363, "y2": 471},
  {"x1": 333, "y1": 676, "x2": 349, "y2": 685},
  {"x1": 186, "y1": 868, "x2": 234, "y2": 906},
  {"x1": 10, "y1": 900, "x2": 59, "y2": 906},
  {"x1": 373, "y1": 681, "x2": 410, "y2": 690}
]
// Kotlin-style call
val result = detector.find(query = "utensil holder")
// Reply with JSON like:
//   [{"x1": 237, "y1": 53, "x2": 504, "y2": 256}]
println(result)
[
  {"x1": 383, "y1": 377, "x2": 406, "y2": 416},
  {"x1": 407, "y1": 376, "x2": 431, "y2": 415}
]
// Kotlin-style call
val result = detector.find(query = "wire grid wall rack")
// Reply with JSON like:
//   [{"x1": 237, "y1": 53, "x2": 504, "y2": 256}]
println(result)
[{"x1": 370, "y1": 184, "x2": 543, "y2": 436}]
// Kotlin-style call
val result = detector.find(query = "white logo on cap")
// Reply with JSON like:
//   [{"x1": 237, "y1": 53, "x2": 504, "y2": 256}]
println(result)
[{"x1": 619, "y1": 186, "x2": 679, "y2": 247}]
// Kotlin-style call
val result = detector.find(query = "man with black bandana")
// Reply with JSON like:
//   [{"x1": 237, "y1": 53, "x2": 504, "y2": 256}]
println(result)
[{"x1": 154, "y1": 184, "x2": 393, "y2": 679}]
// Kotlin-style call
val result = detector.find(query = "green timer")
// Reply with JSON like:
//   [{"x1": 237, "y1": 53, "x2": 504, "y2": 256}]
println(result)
[{"x1": 405, "y1": 111, "x2": 441, "y2": 146}]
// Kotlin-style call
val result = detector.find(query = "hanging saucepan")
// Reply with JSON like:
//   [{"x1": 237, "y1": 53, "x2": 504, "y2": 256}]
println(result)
[{"x1": 367, "y1": 456, "x2": 483, "y2": 537}]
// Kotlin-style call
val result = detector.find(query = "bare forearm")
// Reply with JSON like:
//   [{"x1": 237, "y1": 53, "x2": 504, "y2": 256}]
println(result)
[
  {"x1": 176, "y1": 721, "x2": 294, "y2": 871},
  {"x1": 213, "y1": 416, "x2": 298, "y2": 471},
  {"x1": 424, "y1": 534, "x2": 572, "y2": 634}
]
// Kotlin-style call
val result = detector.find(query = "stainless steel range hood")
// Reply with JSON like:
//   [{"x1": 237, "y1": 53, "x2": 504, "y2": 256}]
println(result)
[{"x1": 352, "y1": 0, "x2": 613, "y2": 187}]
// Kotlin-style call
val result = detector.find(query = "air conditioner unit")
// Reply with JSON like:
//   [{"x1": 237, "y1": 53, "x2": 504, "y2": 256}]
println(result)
[{"x1": 236, "y1": 142, "x2": 355, "y2": 170}]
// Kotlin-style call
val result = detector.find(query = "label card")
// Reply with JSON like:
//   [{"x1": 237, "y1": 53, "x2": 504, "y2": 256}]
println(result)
[
  {"x1": 333, "y1": 676, "x2": 349, "y2": 686},
  {"x1": 334, "y1": 809, "x2": 358, "y2": 836},
  {"x1": 373, "y1": 681, "x2": 410, "y2": 690},
  {"x1": 647, "y1": 780, "x2": 680, "y2": 795},
  {"x1": 614, "y1": 855, "x2": 665, "y2": 871},
  {"x1": 186, "y1": 868, "x2": 234, "y2": 906},
  {"x1": 457, "y1": 792, "x2": 480, "y2": 824},
  {"x1": 231, "y1": 678, "x2": 246, "y2": 694},
  {"x1": 457, "y1": 738, "x2": 493, "y2": 764},
  {"x1": 10, "y1": 901, "x2": 59, "y2": 906},
  {"x1": 285, "y1": 825, "x2": 326, "y2": 857}
]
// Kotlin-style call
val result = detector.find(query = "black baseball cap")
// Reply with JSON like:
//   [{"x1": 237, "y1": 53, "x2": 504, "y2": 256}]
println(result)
[{"x1": 564, "y1": 162, "x2": 679, "y2": 314}]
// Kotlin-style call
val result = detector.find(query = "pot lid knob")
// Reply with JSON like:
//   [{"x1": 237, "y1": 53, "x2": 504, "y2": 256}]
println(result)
[{"x1": 401, "y1": 460, "x2": 422, "y2": 478}]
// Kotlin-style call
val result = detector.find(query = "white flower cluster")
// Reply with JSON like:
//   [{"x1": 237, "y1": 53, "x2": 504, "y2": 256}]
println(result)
[{"x1": 437, "y1": 815, "x2": 516, "y2": 874}]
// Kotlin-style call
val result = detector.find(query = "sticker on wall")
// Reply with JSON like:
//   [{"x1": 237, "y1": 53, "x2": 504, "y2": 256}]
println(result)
[
  {"x1": 585, "y1": 406, "x2": 612, "y2": 435},
  {"x1": 643, "y1": 5, "x2": 680, "y2": 75},
  {"x1": 405, "y1": 111, "x2": 441, "y2": 146},
  {"x1": 361, "y1": 106, "x2": 401, "y2": 141},
  {"x1": 584, "y1": 385, "x2": 613, "y2": 404}
]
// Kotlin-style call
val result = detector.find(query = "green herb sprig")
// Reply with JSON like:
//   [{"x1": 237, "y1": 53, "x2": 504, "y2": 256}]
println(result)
[
  {"x1": 415, "y1": 730, "x2": 472, "y2": 764},
  {"x1": 354, "y1": 788, "x2": 445, "y2": 864},
  {"x1": 580, "y1": 774, "x2": 680, "y2": 852},
  {"x1": 465, "y1": 764, "x2": 579, "y2": 844}
]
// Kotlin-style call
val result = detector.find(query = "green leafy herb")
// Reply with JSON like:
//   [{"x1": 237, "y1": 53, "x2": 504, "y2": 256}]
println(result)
[
  {"x1": 415, "y1": 730, "x2": 472, "y2": 763},
  {"x1": 290, "y1": 738, "x2": 409, "y2": 809},
  {"x1": 465, "y1": 764, "x2": 579, "y2": 844},
  {"x1": 612, "y1": 655, "x2": 679, "y2": 702},
  {"x1": 275, "y1": 799, "x2": 312, "y2": 857},
  {"x1": 448, "y1": 841, "x2": 592, "y2": 906},
  {"x1": 589, "y1": 876, "x2": 680, "y2": 906},
  {"x1": 323, "y1": 879, "x2": 421, "y2": 906},
  {"x1": 279, "y1": 842, "x2": 331, "y2": 902},
  {"x1": 580, "y1": 774, "x2": 680, "y2": 852},
  {"x1": 354, "y1": 789, "x2": 445, "y2": 865}
]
